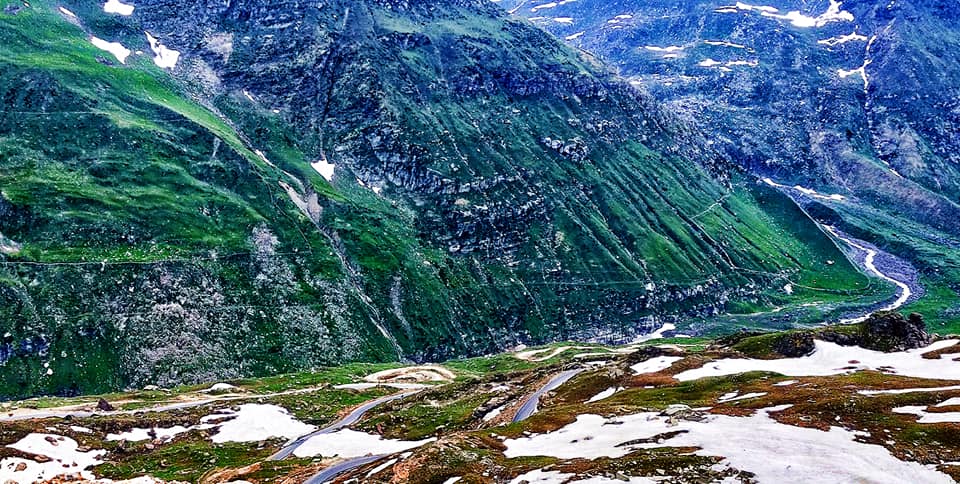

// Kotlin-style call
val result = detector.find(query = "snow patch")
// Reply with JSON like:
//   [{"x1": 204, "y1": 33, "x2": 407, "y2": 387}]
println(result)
[
  {"x1": 2, "y1": 434, "x2": 106, "y2": 482},
  {"x1": 201, "y1": 382, "x2": 238, "y2": 393},
  {"x1": 203, "y1": 404, "x2": 316, "y2": 443},
  {"x1": 631, "y1": 356, "x2": 683, "y2": 375},
  {"x1": 718, "y1": 391, "x2": 767, "y2": 403},
  {"x1": 504, "y1": 408, "x2": 952, "y2": 483},
  {"x1": 90, "y1": 37, "x2": 131, "y2": 64},
  {"x1": 565, "y1": 31, "x2": 585, "y2": 40},
  {"x1": 704, "y1": 40, "x2": 747, "y2": 49},
  {"x1": 292, "y1": 429, "x2": 434, "y2": 458},
  {"x1": 104, "y1": 0, "x2": 135, "y2": 16},
  {"x1": 530, "y1": 2, "x2": 557, "y2": 12},
  {"x1": 145, "y1": 32, "x2": 180, "y2": 69},
  {"x1": 762, "y1": 177, "x2": 846, "y2": 201},
  {"x1": 311, "y1": 157, "x2": 335, "y2": 182},
  {"x1": 587, "y1": 386, "x2": 624, "y2": 403},
  {"x1": 894, "y1": 405, "x2": 960, "y2": 424},
  {"x1": 819, "y1": 32, "x2": 868, "y2": 46},
  {"x1": 718, "y1": 1, "x2": 854, "y2": 28},
  {"x1": 676, "y1": 339, "x2": 960, "y2": 382},
  {"x1": 58, "y1": 7, "x2": 77, "y2": 18},
  {"x1": 107, "y1": 426, "x2": 190, "y2": 442}
]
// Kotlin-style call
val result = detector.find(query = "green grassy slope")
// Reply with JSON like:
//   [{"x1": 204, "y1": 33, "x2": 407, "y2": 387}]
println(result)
[{"x1": 0, "y1": 0, "x2": 878, "y2": 399}]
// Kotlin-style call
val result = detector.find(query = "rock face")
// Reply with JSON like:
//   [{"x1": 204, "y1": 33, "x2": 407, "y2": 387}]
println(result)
[
  {"x1": 772, "y1": 332, "x2": 817, "y2": 358},
  {"x1": 0, "y1": 0, "x2": 864, "y2": 397},
  {"x1": 859, "y1": 312, "x2": 931, "y2": 352}
]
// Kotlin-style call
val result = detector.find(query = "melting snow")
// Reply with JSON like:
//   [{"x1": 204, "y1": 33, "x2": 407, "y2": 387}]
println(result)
[
  {"x1": 675, "y1": 339, "x2": 960, "y2": 382},
  {"x1": 2, "y1": 434, "x2": 106, "y2": 482},
  {"x1": 202, "y1": 382, "x2": 238, "y2": 393},
  {"x1": 704, "y1": 40, "x2": 747, "y2": 49},
  {"x1": 720, "y1": 0, "x2": 854, "y2": 28},
  {"x1": 762, "y1": 177, "x2": 846, "y2": 201},
  {"x1": 553, "y1": 17, "x2": 573, "y2": 24},
  {"x1": 630, "y1": 322, "x2": 676, "y2": 343},
  {"x1": 203, "y1": 404, "x2": 316, "y2": 443},
  {"x1": 483, "y1": 405, "x2": 504, "y2": 422},
  {"x1": 366, "y1": 458, "x2": 398, "y2": 477},
  {"x1": 645, "y1": 45, "x2": 684, "y2": 53},
  {"x1": 819, "y1": 32, "x2": 869, "y2": 46},
  {"x1": 103, "y1": 0, "x2": 135, "y2": 16},
  {"x1": 859, "y1": 384, "x2": 960, "y2": 396},
  {"x1": 631, "y1": 356, "x2": 683, "y2": 375},
  {"x1": 292, "y1": 429, "x2": 434, "y2": 458},
  {"x1": 587, "y1": 387, "x2": 624, "y2": 403},
  {"x1": 90, "y1": 37, "x2": 131, "y2": 64},
  {"x1": 510, "y1": 469, "x2": 656, "y2": 483},
  {"x1": 773, "y1": 380, "x2": 798, "y2": 387},
  {"x1": 718, "y1": 391, "x2": 767, "y2": 403},
  {"x1": 311, "y1": 157, "x2": 335, "y2": 182},
  {"x1": 531, "y1": 2, "x2": 557, "y2": 12},
  {"x1": 565, "y1": 31, "x2": 585, "y2": 40},
  {"x1": 504, "y1": 408, "x2": 952, "y2": 483},
  {"x1": 58, "y1": 7, "x2": 77, "y2": 18},
  {"x1": 145, "y1": 32, "x2": 180, "y2": 69},
  {"x1": 894, "y1": 405, "x2": 960, "y2": 424},
  {"x1": 107, "y1": 426, "x2": 190, "y2": 442}
]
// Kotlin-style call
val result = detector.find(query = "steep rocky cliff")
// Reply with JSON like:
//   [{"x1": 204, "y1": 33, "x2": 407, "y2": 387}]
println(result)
[{"x1": 0, "y1": 0, "x2": 869, "y2": 398}]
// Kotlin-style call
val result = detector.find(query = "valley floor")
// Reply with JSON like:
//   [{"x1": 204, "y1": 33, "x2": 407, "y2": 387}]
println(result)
[{"x1": 1, "y1": 317, "x2": 959, "y2": 483}]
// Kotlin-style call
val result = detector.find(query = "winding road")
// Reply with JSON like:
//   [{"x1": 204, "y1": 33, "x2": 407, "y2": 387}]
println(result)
[
  {"x1": 302, "y1": 368, "x2": 587, "y2": 483},
  {"x1": 269, "y1": 390, "x2": 419, "y2": 460},
  {"x1": 512, "y1": 368, "x2": 585, "y2": 422},
  {"x1": 303, "y1": 454, "x2": 387, "y2": 484}
]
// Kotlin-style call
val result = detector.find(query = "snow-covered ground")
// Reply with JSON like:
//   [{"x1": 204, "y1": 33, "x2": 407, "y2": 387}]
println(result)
[
  {"x1": 630, "y1": 356, "x2": 683, "y2": 375},
  {"x1": 504, "y1": 407, "x2": 953, "y2": 483},
  {"x1": 860, "y1": 384, "x2": 960, "y2": 396},
  {"x1": 894, "y1": 405, "x2": 960, "y2": 424},
  {"x1": 145, "y1": 32, "x2": 180, "y2": 69},
  {"x1": 104, "y1": 0, "x2": 135, "y2": 16},
  {"x1": 203, "y1": 404, "x2": 316, "y2": 443},
  {"x1": 2, "y1": 433, "x2": 106, "y2": 482},
  {"x1": 587, "y1": 387, "x2": 624, "y2": 403},
  {"x1": 509, "y1": 468, "x2": 657, "y2": 483},
  {"x1": 717, "y1": 0, "x2": 854, "y2": 29},
  {"x1": 311, "y1": 158, "x2": 335, "y2": 182},
  {"x1": 292, "y1": 429, "x2": 434, "y2": 459},
  {"x1": 90, "y1": 37, "x2": 131, "y2": 64},
  {"x1": 107, "y1": 425, "x2": 191, "y2": 442},
  {"x1": 674, "y1": 339, "x2": 960, "y2": 382},
  {"x1": 717, "y1": 391, "x2": 767, "y2": 403}
]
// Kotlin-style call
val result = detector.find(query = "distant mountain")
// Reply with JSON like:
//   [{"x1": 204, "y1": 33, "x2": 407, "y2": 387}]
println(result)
[
  {"x1": 0, "y1": 0, "x2": 877, "y2": 398},
  {"x1": 503, "y1": 0, "x2": 960, "y2": 329}
]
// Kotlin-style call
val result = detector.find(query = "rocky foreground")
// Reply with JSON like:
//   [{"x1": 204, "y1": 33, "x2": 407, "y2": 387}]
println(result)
[{"x1": 2, "y1": 312, "x2": 960, "y2": 483}]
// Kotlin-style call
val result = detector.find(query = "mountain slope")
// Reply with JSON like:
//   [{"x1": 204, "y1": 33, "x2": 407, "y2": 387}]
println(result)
[
  {"x1": 502, "y1": 0, "x2": 960, "y2": 329},
  {"x1": 0, "y1": 0, "x2": 874, "y2": 398}
]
